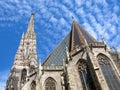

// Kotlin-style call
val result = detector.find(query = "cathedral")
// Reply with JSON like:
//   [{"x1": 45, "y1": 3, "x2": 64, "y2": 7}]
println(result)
[{"x1": 5, "y1": 13, "x2": 120, "y2": 90}]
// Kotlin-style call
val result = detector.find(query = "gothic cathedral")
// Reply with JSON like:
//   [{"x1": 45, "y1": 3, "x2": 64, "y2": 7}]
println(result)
[{"x1": 5, "y1": 14, "x2": 120, "y2": 90}]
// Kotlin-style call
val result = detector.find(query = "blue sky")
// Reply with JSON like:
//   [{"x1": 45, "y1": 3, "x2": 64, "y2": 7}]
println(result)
[{"x1": 0, "y1": 0, "x2": 120, "y2": 89}]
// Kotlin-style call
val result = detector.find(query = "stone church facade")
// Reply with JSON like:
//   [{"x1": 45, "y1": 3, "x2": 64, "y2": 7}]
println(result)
[{"x1": 5, "y1": 14, "x2": 120, "y2": 90}]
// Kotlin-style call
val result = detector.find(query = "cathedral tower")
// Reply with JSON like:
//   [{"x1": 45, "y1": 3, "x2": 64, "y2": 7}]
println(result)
[{"x1": 5, "y1": 13, "x2": 38, "y2": 90}]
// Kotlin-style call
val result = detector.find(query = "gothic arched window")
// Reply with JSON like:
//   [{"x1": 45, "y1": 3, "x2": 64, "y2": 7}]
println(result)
[
  {"x1": 78, "y1": 60, "x2": 96, "y2": 90},
  {"x1": 31, "y1": 81, "x2": 36, "y2": 90},
  {"x1": 21, "y1": 69, "x2": 27, "y2": 84},
  {"x1": 45, "y1": 77, "x2": 56, "y2": 90},
  {"x1": 98, "y1": 54, "x2": 120, "y2": 90}
]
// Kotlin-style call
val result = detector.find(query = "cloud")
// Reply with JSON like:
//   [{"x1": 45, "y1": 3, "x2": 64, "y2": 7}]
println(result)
[
  {"x1": 50, "y1": 16, "x2": 57, "y2": 23},
  {"x1": 0, "y1": 70, "x2": 9, "y2": 90},
  {"x1": 0, "y1": 0, "x2": 117, "y2": 89},
  {"x1": 83, "y1": 22, "x2": 97, "y2": 39},
  {"x1": 0, "y1": 0, "x2": 120, "y2": 61},
  {"x1": 0, "y1": 1, "x2": 120, "y2": 89}
]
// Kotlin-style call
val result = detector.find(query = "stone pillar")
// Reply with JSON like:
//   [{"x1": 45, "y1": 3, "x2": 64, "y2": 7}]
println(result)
[
  {"x1": 88, "y1": 52, "x2": 110, "y2": 90},
  {"x1": 67, "y1": 65, "x2": 83, "y2": 90}
]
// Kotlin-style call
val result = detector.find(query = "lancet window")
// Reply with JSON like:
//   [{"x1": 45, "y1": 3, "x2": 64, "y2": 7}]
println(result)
[
  {"x1": 45, "y1": 77, "x2": 56, "y2": 90},
  {"x1": 21, "y1": 69, "x2": 27, "y2": 84},
  {"x1": 78, "y1": 60, "x2": 96, "y2": 90},
  {"x1": 98, "y1": 54, "x2": 120, "y2": 90}
]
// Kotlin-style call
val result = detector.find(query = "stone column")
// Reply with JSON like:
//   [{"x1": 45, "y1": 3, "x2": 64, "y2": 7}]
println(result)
[
  {"x1": 67, "y1": 65, "x2": 83, "y2": 90},
  {"x1": 88, "y1": 52, "x2": 110, "y2": 90}
]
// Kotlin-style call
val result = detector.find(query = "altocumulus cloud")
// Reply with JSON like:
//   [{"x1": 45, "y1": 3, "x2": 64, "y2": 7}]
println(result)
[
  {"x1": 0, "y1": 70, "x2": 9, "y2": 90},
  {"x1": 0, "y1": 0, "x2": 120, "y2": 89}
]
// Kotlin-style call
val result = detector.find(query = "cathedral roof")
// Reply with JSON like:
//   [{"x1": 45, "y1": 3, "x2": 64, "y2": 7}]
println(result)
[
  {"x1": 42, "y1": 20, "x2": 97, "y2": 66},
  {"x1": 42, "y1": 33, "x2": 70, "y2": 66}
]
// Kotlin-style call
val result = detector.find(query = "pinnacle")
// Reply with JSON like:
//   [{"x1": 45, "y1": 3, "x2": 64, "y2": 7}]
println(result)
[
  {"x1": 31, "y1": 12, "x2": 35, "y2": 16},
  {"x1": 26, "y1": 13, "x2": 35, "y2": 33}
]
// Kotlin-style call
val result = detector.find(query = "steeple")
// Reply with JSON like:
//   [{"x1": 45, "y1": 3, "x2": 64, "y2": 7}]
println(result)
[
  {"x1": 13, "y1": 13, "x2": 37, "y2": 67},
  {"x1": 5, "y1": 13, "x2": 37, "y2": 90},
  {"x1": 27, "y1": 13, "x2": 34, "y2": 33}
]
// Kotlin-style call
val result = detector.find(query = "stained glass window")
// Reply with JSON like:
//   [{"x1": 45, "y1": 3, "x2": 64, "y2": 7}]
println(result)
[
  {"x1": 98, "y1": 54, "x2": 120, "y2": 90},
  {"x1": 45, "y1": 77, "x2": 56, "y2": 90},
  {"x1": 78, "y1": 60, "x2": 96, "y2": 90}
]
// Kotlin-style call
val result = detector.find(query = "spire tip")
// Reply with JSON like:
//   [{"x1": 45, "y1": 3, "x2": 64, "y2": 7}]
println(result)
[
  {"x1": 72, "y1": 16, "x2": 74, "y2": 20},
  {"x1": 31, "y1": 12, "x2": 35, "y2": 16}
]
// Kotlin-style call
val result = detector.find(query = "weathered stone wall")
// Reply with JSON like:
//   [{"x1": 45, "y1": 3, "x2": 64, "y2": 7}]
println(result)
[{"x1": 40, "y1": 70, "x2": 63, "y2": 90}]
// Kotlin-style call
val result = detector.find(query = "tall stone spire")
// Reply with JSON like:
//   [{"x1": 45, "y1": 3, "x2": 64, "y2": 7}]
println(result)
[
  {"x1": 27, "y1": 13, "x2": 34, "y2": 33},
  {"x1": 5, "y1": 13, "x2": 37, "y2": 90},
  {"x1": 13, "y1": 13, "x2": 37, "y2": 67}
]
